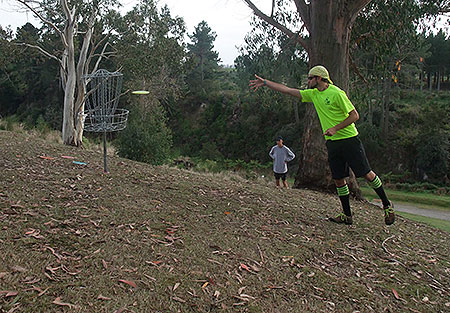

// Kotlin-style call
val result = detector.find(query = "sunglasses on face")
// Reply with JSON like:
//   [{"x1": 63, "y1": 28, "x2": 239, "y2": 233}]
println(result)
[{"x1": 308, "y1": 76, "x2": 316, "y2": 80}]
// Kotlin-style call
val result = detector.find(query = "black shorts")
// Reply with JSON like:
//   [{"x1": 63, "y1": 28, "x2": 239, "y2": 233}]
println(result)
[
  {"x1": 274, "y1": 172, "x2": 287, "y2": 181},
  {"x1": 325, "y1": 136, "x2": 371, "y2": 179}
]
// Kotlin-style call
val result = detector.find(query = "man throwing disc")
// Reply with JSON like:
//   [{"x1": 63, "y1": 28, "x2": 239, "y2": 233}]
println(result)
[{"x1": 249, "y1": 65, "x2": 394, "y2": 225}]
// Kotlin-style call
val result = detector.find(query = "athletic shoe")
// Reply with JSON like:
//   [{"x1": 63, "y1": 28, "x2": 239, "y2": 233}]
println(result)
[
  {"x1": 329, "y1": 213, "x2": 353, "y2": 225},
  {"x1": 384, "y1": 207, "x2": 395, "y2": 225}
]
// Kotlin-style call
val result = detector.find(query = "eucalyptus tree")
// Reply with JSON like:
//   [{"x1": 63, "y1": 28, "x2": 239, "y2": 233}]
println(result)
[
  {"x1": 113, "y1": 0, "x2": 186, "y2": 114},
  {"x1": 242, "y1": 0, "x2": 449, "y2": 191},
  {"x1": 14, "y1": 0, "x2": 119, "y2": 146},
  {"x1": 113, "y1": 0, "x2": 187, "y2": 164},
  {"x1": 243, "y1": 0, "x2": 372, "y2": 192},
  {"x1": 351, "y1": 0, "x2": 449, "y2": 136}
]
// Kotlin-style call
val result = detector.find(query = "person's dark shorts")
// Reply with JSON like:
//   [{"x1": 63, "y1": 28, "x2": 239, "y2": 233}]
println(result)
[
  {"x1": 274, "y1": 171, "x2": 287, "y2": 181},
  {"x1": 325, "y1": 136, "x2": 371, "y2": 179}
]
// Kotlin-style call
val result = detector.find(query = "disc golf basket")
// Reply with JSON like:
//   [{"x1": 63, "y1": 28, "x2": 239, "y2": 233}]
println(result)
[{"x1": 80, "y1": 69, "x2": 128, "y2": 173}]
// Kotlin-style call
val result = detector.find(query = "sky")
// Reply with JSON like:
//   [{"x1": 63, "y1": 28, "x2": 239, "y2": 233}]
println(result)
[{"x1": 0, "y1": 0, "x2": 273, "y2": 66}]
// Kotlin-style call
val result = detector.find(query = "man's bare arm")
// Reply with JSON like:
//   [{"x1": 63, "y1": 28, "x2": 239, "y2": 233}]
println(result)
[
  {"x1": 323, "y1": 109, "x2": 359, "y2": 137},
  {"x1": 249, "y1": 74, "x2": 302, "y2": 100}
]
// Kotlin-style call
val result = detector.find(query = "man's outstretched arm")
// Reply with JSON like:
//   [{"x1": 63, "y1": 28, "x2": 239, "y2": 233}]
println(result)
[{"x1": 249, "y1": 74, "x2": 302, "y2": 100}]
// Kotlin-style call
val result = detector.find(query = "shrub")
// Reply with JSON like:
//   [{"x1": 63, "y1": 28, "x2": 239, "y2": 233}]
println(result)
[{"x1": 115, "y1": 100, "x2": 173, "y2": 166}]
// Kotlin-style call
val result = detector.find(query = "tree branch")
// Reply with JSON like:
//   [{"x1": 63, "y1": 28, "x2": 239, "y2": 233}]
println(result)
[
  {"x1": 242, "y1": 0, "x2": 309, "y2": 51},
  {"x1": 293, "y1": 0, "x2": 311, "y2": 32},
  {"x1": 349, "y1": 53, "x2": 368, "y2": 85},
  {"x1": 15, "y1": 42, "x2": 63, "y2": 68},
  {"x1": 92, "y1": 42, "x2": 111, "y2": 74},
  {"x1": 347, "y1": 0, "x2": 373, "y2": 24},
  {"x1": 85, "y1": 33, "x2": 110, "y2": 74},
  {"x1": 16, "y1": 0, "x2": 68, "y2": 48}
]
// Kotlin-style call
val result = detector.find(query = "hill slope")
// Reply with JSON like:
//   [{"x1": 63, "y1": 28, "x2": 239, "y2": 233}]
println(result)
[{"x1": 0, "y1": 130, "x2": 449, "y2": 312}]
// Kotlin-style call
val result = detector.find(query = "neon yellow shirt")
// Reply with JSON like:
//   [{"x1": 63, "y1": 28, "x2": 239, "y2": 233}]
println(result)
[{"x1": 300, "y1": 85, "x2": 358, "y2": 141}]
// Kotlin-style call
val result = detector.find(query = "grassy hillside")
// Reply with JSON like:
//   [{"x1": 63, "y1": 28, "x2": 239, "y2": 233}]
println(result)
[{"x1": 1, "y1": 130, "x2": 449, "y2": 312}]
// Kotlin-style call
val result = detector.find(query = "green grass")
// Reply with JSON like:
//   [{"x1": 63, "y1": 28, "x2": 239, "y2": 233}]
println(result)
[
  {"x1": 361, "y1": 186, "x2": 450, "y2": 211},
  {"x1": 397, "y1": 212, "x2": 450, "y2": 233}
]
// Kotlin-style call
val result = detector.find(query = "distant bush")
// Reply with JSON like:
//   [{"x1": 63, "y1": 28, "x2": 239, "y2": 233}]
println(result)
[
  {"x1": 115, "y1": 100, "x2": 172, "y2": 166},
  {"x1": 0, "y1": 115, "x2": 19, "y2": 131},
  {"x1": 386, "y1": 182, "x2": 450, "y2": 195},
  {"x1": 173, "y1": 157, "x2": 271, "y2": 180}
]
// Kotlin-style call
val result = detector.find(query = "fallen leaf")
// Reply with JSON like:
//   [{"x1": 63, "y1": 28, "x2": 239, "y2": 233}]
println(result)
[
  {"x1": 422, "y1": 296, "x2": 429, "y2": 302},
  {"x1": 118, "y1": 279, "x2": 137, "y2": 288},
  {"x1": 53, "y1": 297, "x2": 74, "y2": 308},
  {"x1": 392, "y1": 288, "x2": 400, "y2": 300},
  {"x1": 102, "y1": 259, "x2": 108, "y2": 269},
  {"x1": 240, "y1": 263, "x2": 251, "y2": 272},
  {"x1": 0, "y1": 272, "x2": 7, "y2": 279},
  {"x1": 173, "y1": 296, "x2": 186, "y2": 303},
  {"x1": 2, "y1": 291, "x2": 18, "y2": 297},
  {"x1": 224, "y1": 211, "x2": 231, "y2": 215},
  {"x1": 201, "y1": 282, "x2": 209, "y2": 289},
  {"x1": 39, "y1": 156, "x2": 55, "y2": 160},
  {"x1": 36, "y1": 287, "x2": 49, "y2": 297},
  {"x1": 97, "y1": 294, "x2": 112, "y2": 301},
  {"x1": 173, "y1": 282, "x2": 180, "y2": 291},
  {"x1": 11, "y1": 266, "x2": 26, "y2": 273}
]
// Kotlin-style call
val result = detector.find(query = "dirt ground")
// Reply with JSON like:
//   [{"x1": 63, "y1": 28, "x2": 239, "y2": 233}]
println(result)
[{"x1": 1, "y1": 130, "x2": 449, "y2": 312}]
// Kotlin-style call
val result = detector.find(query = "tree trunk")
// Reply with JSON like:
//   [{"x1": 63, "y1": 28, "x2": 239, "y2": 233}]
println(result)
[
  {"x1": 293, "y1": 0, "x2": 362, "y2": 198},
  {"x1": 380, "y1": 76, "x2": 391, "y2": 138},
  {"x1": 62, "y1": 7, "x2": 77, "y2": 146},
  {"x1": 293, "y1": 98, "x2": 300, "y2": 124},
  {"x1": 244, "y1": 0, "x2": 370, "y2": 198},
  {"x1": 437, "y1": 70, "x2": 441, "y2": 91}
]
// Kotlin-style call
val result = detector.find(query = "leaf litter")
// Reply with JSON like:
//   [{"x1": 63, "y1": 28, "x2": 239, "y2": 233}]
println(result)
[{"x1": 0, "y1": 131, "x2": 449, "y2": 312}]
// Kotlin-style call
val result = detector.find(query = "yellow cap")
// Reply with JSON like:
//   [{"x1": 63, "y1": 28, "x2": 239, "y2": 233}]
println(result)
[{"x1": 308, "y1": 65, "x2": 333, "y2": 84}]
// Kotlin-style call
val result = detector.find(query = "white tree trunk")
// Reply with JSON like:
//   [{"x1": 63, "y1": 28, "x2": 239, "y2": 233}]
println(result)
[{"x1": 61, "y1": 0, "x2": 77, "y2": 145}]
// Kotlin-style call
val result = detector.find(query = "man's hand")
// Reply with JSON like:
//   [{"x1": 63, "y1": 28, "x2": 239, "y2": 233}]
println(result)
[
  {"x1": 324, "y1": 127, "x2": 337, "y2": 137},
  {"x1": 249, "y1": 74, "x2": 265, "y2": 91}
]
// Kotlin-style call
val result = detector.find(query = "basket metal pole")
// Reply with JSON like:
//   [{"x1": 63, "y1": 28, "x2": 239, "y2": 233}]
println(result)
[{"x1": 103, "y1": 131, "x2": 109, "y2": 173}]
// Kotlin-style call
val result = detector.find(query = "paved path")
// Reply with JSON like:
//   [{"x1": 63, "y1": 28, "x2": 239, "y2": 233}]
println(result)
[{"x1": 370, "y1": 200, "x2": 450, "y2": 221}]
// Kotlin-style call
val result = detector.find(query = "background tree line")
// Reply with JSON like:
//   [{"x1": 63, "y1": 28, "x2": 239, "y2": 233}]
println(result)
[{"x1": 0, "y1": 0, "x2": 448, "y2": 186}]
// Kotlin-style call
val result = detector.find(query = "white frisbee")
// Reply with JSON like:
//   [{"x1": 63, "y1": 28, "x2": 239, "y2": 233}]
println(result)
[{"x1": 132, "y1": 90, "x2": 150, "y2": 95}]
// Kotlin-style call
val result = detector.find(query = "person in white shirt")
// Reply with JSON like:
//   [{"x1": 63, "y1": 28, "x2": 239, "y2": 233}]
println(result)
[{"x1": 269, "y1": 136, "x2": 295, "y2": 188}]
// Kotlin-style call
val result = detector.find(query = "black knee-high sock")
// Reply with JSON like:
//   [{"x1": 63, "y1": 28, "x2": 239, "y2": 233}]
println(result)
[
  {"x1": 337, "y1": 185, "x2": 351, "y2": 216},
  {"x1": 369, "y1": 176, "x2": 390, "y2": 207}
]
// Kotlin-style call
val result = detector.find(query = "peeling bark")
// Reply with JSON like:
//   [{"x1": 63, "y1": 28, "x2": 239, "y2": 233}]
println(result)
[{"x1": 16, "y1": 0, "x2": 111, "y2": 147}]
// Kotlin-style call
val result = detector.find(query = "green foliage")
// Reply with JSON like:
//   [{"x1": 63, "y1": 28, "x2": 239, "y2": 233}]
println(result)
[
  {"x1": 416, "y1": 130, "x2": 449, "y2": 180},
  {"x1": 115, "y1": 95, "x2": 173, "y2": 166},
  {"x1": 186, "y1": 20, "x2": 221, "y2": 95},
  {"x1": 113, "y1": 0, "x2": 186, "y2": 84},
  {"x1": 0, "y1": 115, "x2": 19, "y2": 131}
]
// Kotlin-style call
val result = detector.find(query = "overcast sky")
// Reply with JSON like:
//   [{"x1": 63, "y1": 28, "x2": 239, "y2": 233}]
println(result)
[{"x1": 0, "y1": 0, "x2": 273, "y2": 65}]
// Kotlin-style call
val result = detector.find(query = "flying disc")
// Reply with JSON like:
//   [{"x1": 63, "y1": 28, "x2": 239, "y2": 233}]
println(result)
[
  {"x1": 132, "y1": 90, "x2": 150, "y2": 95},
  {"x1": 72, "y1": 161, "x2": 87, "y2": 165}
]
